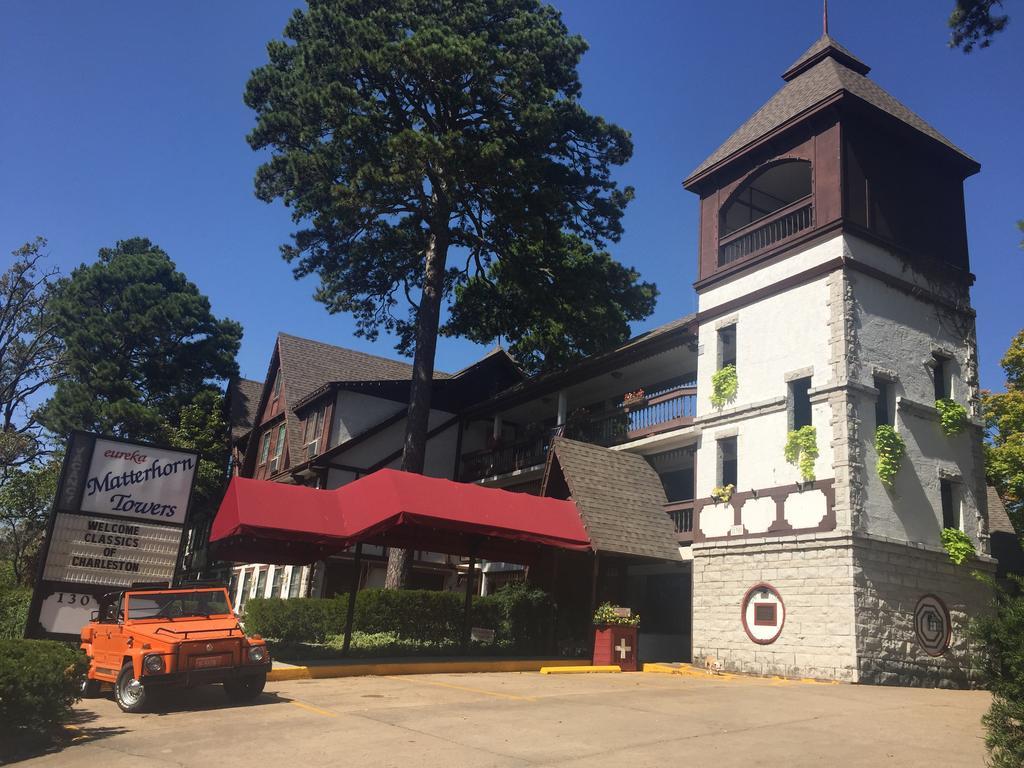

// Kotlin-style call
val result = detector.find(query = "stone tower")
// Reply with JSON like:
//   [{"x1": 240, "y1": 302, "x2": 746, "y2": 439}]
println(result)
[{"x1": 682, "y1": 33, "x2": 993, "y2": 685}]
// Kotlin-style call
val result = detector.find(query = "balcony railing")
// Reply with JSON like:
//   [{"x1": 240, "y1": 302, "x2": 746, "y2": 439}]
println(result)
[
  {"x1": 718, "y1": 199, "x2": 813, "y2": 266},
  {"x1": 665, "y1": 500, "x2": 694, "y2": 544},
  {"x1": 460, "y1": 386, "x2": 697, "y2": 482}
]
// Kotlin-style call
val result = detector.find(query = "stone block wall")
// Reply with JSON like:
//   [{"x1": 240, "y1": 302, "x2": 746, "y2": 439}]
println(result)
[
  {"x1": 853, "y1": 535, "x2": 995, "y2": 688},
  {"x1": 691, "y1": 533, "x2": 858, "y2": 681}
]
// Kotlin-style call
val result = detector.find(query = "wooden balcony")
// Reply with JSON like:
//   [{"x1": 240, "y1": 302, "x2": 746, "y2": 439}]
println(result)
[
  {"x1": 460, "y1": 386, "x2": 697, "y2": 483},
  {"x1": 718, "y1": 197, "x2": 813, "y2": 266},
  {"x1": 664, "y1": 500, "x2": 694, "y2": 544}
]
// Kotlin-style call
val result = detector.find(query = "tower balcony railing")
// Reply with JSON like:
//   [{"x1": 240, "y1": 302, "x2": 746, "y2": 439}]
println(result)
[
  {"x1": 460, "y1": 385, "x2": 697, "y2": 483},
  {"x1": 664, "y1": 500, "x2": 694, "y2": 544},
  {"x1": 718, "y1": 197, "x2": 813, "y2": 266}
]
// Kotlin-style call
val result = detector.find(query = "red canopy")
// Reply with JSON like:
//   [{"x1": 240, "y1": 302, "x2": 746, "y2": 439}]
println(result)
[
  {"x1": 210, "y1": 477, "x2": 353, "y2": 565},
  {"x1": 209, "y1": 470, "x2": 590, "y2": 565},
  {"x1": 336, "y1": 469, "x2": 590, "y2": 562}
]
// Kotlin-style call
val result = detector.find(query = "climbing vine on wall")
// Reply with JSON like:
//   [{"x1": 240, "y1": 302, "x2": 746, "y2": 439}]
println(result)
[
  {"x1": 710, "y1": 364, "x2": 738, "y2": 409},
  {"x1": 875, "y1": 425, "x2": 906, "y2": 487},
  {"x1": 784, "y1": 426, "x2": 819, "y2": 482},
  {"x1": 935, "y1": 398, "x2": 967, "y2": 436},
  {"x1": 941, "y1": 527, "x2": 975, "y2": 565}
]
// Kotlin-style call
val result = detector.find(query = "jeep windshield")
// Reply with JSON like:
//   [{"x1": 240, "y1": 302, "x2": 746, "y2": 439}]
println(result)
[{"x1": 126, "y1": 589, "x2": 233, "y2": 621}]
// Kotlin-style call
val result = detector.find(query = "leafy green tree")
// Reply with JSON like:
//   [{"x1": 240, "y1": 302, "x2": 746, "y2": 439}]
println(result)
[
  {"x1": 949, "y1": 0, "x2": 1010, "y2": 52},
  {"x1": 246, "y1": 0, "x2": 650, "y2": 586},
  {"x1": 445, "y1": 234, "x2": 656, "y2": 374},
  {"x1": 984, "y1": 330, "x2": 1024, "y2": 536},
  {"x1": 0, "y1": 238, "x2": 61, "y2": 477},
  {"x1": 39, "y1": 238, "x2": 242, "y2": 443},
  {"x1": 0, "y1": 458, "x2": 59, "y2": 585}
]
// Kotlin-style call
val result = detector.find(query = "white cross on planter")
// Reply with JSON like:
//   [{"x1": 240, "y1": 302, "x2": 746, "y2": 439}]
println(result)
[{"x1": 614, "y1": 638, "x2": 632, "y2": 660}]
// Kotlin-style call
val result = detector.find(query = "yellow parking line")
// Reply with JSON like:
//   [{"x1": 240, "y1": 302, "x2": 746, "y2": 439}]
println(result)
[
  {"x1": 384, "y1": 675, "x2": 536, "y2": 702},
  {"x1": 290, "y1": 700, "x2": 339, "y2": 718}
]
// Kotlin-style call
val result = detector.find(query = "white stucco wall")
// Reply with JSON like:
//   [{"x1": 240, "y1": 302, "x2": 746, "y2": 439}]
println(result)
[{"x1": 329, "y1": 391, "x2": 405, "y2": 447}]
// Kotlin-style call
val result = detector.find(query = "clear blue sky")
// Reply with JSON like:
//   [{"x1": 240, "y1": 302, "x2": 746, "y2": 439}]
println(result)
[{"x1": 2, "y1": 1, "x2": 1021, "y2": 391}]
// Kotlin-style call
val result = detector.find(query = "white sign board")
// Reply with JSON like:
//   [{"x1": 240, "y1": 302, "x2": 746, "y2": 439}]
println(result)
[
  {"x1": 79, "y1": 438, "x2": 198, "y2": 525},
  {"x1": 42, "y1": 513, "x2": 181, "y2": 587},
  {"x1": 38, "y1": 590, "x2": 101, "y2": 636}
]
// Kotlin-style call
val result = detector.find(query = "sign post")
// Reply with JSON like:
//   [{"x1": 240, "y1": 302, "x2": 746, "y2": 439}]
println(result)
[{"x1": 25, "y1": 431, "x2": 199, "y2": 641}]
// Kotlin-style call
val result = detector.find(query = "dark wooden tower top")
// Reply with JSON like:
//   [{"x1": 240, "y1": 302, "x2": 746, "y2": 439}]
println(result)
[{"x1": 685, "y1": 34, "x2": 980, "y2": 290}]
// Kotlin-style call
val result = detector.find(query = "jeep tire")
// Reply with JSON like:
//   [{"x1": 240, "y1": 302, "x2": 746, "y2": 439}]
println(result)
[
  {"x1": 223, "y1": 672, "x2": 266, "y2": 702},
  {"x1": 114, "y1": 661, "x2": 148, "y2": 713}
]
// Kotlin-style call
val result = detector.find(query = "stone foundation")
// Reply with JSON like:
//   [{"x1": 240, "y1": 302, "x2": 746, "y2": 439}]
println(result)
[
  {"x1": 692, "y1": 532, "x2": 995, "y2": 686},
  {"x1": 852, "y1": 535, "x2": 995, "y2": 688}
]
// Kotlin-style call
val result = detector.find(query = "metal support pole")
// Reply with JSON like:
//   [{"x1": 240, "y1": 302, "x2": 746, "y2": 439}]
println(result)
[
  {"x1": 341, "y1": 542, "x2": 363, "y2": 657},
  {"x1": 461, "y1": 554, "x2": 477, "y2": 652}
]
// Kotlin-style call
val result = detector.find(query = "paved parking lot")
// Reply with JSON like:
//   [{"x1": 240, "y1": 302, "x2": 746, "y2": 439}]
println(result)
[{"x1": 22, "y1": 671, "x2": 990, "y2": 767}]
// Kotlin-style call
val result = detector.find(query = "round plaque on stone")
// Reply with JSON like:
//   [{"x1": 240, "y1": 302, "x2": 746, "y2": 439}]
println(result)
[
  {"x1": 914, "y1": 594, "x2": 951, "y2": 656},
  {"x1": 741, "y1": 583, "x2": 785, "y2": 644}
]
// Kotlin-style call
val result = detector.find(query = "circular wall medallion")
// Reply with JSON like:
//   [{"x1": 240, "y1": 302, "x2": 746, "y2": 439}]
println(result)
[
  {"x1": 914, "y1": 594, "x2": 951, "y2": 656},
  {"x1": 741, "y1": 583, "x2": 785, "y2": 644}
]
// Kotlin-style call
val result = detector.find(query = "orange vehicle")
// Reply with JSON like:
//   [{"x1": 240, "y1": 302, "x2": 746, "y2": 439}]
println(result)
[{"x1": 79, "y1": 584, "x2": 271, "y2": 712}]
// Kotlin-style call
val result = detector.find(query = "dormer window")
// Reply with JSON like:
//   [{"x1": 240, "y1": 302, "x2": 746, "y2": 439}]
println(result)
[{"x1": 719, "y1": 160, "x2": 813, "y2": 266}]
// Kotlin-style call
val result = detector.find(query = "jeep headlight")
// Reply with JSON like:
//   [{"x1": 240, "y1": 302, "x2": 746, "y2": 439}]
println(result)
[
  {"x1": 248, "y1": 645, "x2": 267, "y2": 663},
  {"x1": 143, "y1": 654, "x2": 165, "y2": 674}
]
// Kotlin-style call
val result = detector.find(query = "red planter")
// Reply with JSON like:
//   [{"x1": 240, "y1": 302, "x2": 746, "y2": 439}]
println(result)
[{"x1": 592, "y1": 625, "x2": 639, "y2": 671}]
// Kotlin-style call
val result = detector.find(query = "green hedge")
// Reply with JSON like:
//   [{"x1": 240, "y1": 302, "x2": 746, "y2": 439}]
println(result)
[
  {"x1": 245, "y1": 583, "x2": 556, "y2": 653},
  {"x1": 0, "y1": 586, "x2": 31, "y2": 639},
  {"x1": 0, "y1": 639, "x2": 87, "y2": 758}
]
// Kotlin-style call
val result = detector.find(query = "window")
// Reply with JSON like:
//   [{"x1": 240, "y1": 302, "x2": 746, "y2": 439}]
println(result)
[
  {"x1": 272, "y1": 370, "x2": 282, "y2": 399},
  {"x1": 932, "y1": 354, "x2": 951, "y2": 400},
  {"x1": 874, "y1": 376, "x2": 893, "y2": 427},
  {"x1": 304, "y1": 406, "x2": 325, "y2": 457},
  {"x1": 720, "y1": 160, "x2": 812, "y2": 237},
  {"x1": 288, "y1": 567, "x2": 303, "y2": 599},
  {"x1": 789, "y1": 377, "x2": 812, "y2": 430},
  {"x1": 270, "y1": 566, "x2": 284, "y2": 598},
  {"x1": 269, "y1": 423, "x2": 286, "y2": 473},
  {"x1": 255, "y1": 567, "x2": 268, "y2": 599},
  {"x1": 719, "y1": 437, "x2": 738, "y2": 488},
  {"x1": 258, "y1": 431, "x2": 271, "y2": 466},
  {"x1": 754, "y1": 603, "x2": 777, "y2": 626},
  {"x1": 940, "y1": 479, "x2": 959, "y2": 530},
  {"x1": 237, "y1": 568, "x2": 252, "y2": 611},
  {"x1": 718, "y1": 325, "x2": 737, "y2": 369}
]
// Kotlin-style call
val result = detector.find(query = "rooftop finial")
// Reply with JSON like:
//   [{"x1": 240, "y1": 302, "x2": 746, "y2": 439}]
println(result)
[{"x1": 823, "y1": 0, "x2": 829, "y2": 36}]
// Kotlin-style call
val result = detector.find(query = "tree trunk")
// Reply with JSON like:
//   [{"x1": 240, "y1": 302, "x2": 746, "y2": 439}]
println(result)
[{"x1": 384, "y1": 225, "x2": 450, "y2": 589}]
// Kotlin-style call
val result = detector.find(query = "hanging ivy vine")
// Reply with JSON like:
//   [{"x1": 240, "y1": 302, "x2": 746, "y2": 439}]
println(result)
[
  {"x1": 710, "y1": 364, "x2": 738, "y2": 409},
  {"x1": 784, "y1": 425, "x2": 819, "y2": 482},
  {"x1": 875, "y1": 425, "x2": 905, "y2": 487},
  {"x1": 941, "y1": 527, "x2": 974, "y2": 565},
  {"x1": 935, "y1": 398, "x2": 967, "y2": 436},
  {"x1": 710, "y1": 484, "x2": 735, "y2": 503}
]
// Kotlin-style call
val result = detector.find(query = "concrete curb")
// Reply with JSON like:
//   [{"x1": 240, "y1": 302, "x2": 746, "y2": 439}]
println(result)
[
  {"x1": 267, "y1": 658, "x2": 590, "y2": 681},
  {"x1": 539, "y1": 665, "x2": 621, "y2": 675}
]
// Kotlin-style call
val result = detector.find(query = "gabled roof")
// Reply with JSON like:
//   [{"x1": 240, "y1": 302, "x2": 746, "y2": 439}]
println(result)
[
  {"x1": 988, "y1": 486, "x2": 1018, "y2": 537},
  {"x1": 541, "y1": 437, "x2": 680, "y2": 561},
  {"x1": 686, "y1": 35, "x2": 976, "y2": 184},
  {"x1": 227, "y1": 378, "x2": 264, "y2": 440}
]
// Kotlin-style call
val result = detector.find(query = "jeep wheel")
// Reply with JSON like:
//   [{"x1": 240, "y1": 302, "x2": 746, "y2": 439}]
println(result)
[
  {"x1": 114, "y1": 661, "x2": 148, "y2": 713},
  {"x1": 223, "y1": 673, "x2": 266, "y2": 702},
  {"x1": 80, "y1": 674, "x2": 102, "y2": 699}
]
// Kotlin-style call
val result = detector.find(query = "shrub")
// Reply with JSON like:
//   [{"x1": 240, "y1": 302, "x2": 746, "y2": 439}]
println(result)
[
  {"x1": 971, "y1": 575, "x2": 1024, "y2": 768},
  {"x1": 941, "y1": 528, "x2": 975, "y2": 565},
  {"x1": 243, "y1": 595, "x2": 347, "y2": 643},
  {"x1": 354, "y1": 588, "x2": 465, "y2": 643},
  {"x1": 784, "y1": 425, "x2": 819, "y2": 482},
  {"x1": 935, "y1": 398, "x2": 968, "y2": 436},
  {"x1": 0, "y1": 639, "x2": 87, "y2": 757},
  {"x1": 874, "y1": 425, "x2": 905, "y2": 486},
  {"x1": 485, "y1": 582, "x2": 556, "y2": 653},
  {"x1": 0, "y1": 586, "x2": 31, "y2": 639},
  {"x1": 710, "y1": 364, "x2": 738, "y2": 409}
]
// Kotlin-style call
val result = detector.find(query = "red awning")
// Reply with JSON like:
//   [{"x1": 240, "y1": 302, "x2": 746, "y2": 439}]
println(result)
[
  {"x1": 209, "y1": 477, "x2": 353, "y2": 565},
  {"x1": 336, "y1": 469, "x2": 591, "y2": 562},
  {"x1": 209, "y1": 470, "x2": 590, "y2": 565}
]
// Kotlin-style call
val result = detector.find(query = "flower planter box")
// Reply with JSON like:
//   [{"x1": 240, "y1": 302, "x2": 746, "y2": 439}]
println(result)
[{"x1": 592, "y1": 625, "x2": 639, "y2": 671}]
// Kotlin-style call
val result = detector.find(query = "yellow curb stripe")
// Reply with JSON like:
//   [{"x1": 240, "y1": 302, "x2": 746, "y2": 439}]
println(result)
[
  {"x1": 539, "y1": 665, "x2": 621, "y2": 674},
  {"x1": 383, "y1": 675, "x2": 535, "y2": 701},
  {"x1": 267, "y1": 658, "x2": 588, "y2": 682},
  {"x1": 290, "y1": 700, "x2": 339, "y2": 718}
]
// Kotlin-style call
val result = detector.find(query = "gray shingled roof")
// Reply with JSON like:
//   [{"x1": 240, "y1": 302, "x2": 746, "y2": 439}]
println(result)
[
  {"x1": 542, "y1": 437, "x2": 680, "y2": 561},
  {"x1": 987, "y1": 485, "x2": 1018, "y2": 536},
  {"x1": 228, "y1": 378, "x2": 263, "y2": 440},
  {"x1": 687, "y1": 35, "x2": 974, "y2": 181}
]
